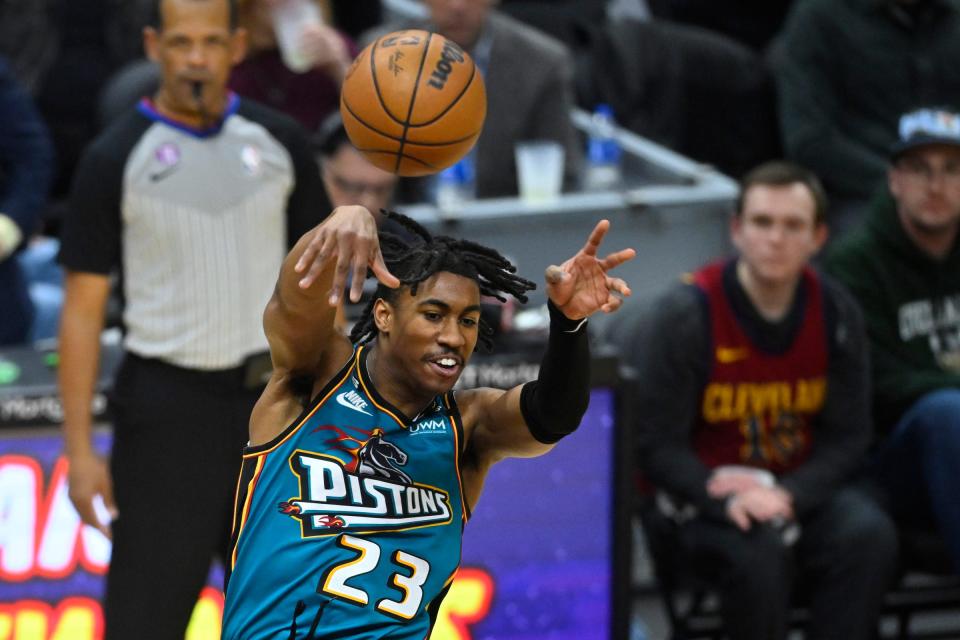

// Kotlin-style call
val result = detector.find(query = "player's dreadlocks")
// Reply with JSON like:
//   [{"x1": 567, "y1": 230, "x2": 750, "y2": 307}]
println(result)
[{"x1": 349, "y1": 211, "x2": 537, "y2": 351}]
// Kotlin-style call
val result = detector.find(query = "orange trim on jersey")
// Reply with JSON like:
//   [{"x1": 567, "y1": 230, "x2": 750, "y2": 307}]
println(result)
[
  {"x1": 242, "y1": 351, "x2": 359, "y2": 459},
  {"x1": 354, "y1": 346, "x2": 408, "y2": 428},
  {"x1": 445, "y1": 393, "x2": 469, "y2": 524},
  {"x1": 230, "y1": 459, "x2": 245, "y2": 538},
  {"x1": 231, "y1": 455, "x2": 266, "y2": 571}
]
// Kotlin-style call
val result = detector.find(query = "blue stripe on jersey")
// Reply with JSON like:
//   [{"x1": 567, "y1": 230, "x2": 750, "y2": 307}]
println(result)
[
  {"x1": 223, "y1": 346, "x2": 466, "y2": 640},
  {"x1": 136, "y1": 93, "x2": 241, "y2": 138}
]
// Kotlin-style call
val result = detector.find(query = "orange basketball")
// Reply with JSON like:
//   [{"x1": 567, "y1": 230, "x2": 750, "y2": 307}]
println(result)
[{"x1": 339, "y1": 30, "x2": 487, "y2": 177}]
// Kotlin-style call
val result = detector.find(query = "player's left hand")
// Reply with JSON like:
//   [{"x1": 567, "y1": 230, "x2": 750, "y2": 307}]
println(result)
[{"x1": 545, "y1": 219, "x2": 635, "y2": 320}]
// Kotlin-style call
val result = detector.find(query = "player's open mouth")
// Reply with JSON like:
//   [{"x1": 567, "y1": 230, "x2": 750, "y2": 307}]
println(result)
[{"x1": 427, "y1": 356, "x2": 462, "y2": 378}]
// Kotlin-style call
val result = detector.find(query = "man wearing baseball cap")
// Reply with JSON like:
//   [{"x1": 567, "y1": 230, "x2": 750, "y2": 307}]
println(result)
[{"x1": 826, "y1": 106, "x2": 960, "y2": 574}]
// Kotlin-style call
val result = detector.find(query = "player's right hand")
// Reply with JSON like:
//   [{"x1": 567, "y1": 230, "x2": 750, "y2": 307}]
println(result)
[
  {"x1": 294, "y1": 206, "x2": 400, "y2": 305},
  {"x1": 67, "y1": 451, "x2": 116, "y2": 539}
]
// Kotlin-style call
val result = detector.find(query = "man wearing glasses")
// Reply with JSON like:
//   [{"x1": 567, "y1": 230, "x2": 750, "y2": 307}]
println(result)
[
  {"x1": 826, "y1": 106, "x2": 960, "y2": 576},
  {"x1": 314, "y1": 113, "x2": 398, "y2": 220},
  {"x1": 313, "y1": 113, "x2": 407, "y2": 333}
]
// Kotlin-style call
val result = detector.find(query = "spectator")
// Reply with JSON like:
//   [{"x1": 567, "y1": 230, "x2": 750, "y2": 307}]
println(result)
[
  {"x1": 581, "y1": 17, "x2": 780, "y2": 179},
  {"x1": 17, "y1": 235, "x2": 65, "y2": 342},
  {"x1": 0, "y1": 56, "x2": 54, "y2": 346},
  {"x1": 633, "y1": 161, "x2": 898, "y2": 639},
  {"x1": 367, "y1": 0, "x2": 583, "y2": 199},
  {"x1": 229, "y1": 0, "x2": 355, "y2": 132},
  {"x1": 0, "y1": 0, "x2": 58, "y2": 95},
  {"x1": 57, "y1": 0, "x2": 325, "y2": 638},
  {"x1": 776, "y1": 0, "x2": 960, "y2": 234},
  {"x1": 314, "y1": 113, "x2": 398, "y2": 226},
  {"x1": 650, "y1": 0, "x2": 795, "y2": 52},
  {"x1": 312, "y1": 112, "x2": 411, "y2": 332},
  {"x1": 38, "y1": 0, "x2": 134, "y2": 220},
  {"x1": 825, "y1": 107, "x2": 960, "y2": 574}
]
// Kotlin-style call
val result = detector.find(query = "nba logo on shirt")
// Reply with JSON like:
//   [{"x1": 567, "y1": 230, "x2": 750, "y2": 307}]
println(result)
[{"x1": 241, "y1": 145, "x2": 262, "y2": 176}]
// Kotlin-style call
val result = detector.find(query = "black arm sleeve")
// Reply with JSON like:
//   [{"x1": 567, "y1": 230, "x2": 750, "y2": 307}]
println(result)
[
  {"x1": 519, "y1": 301, "x2": 591, "y2": 444},
  {"x1": 778, "y1": 276, "x2": 872, "y2": 518}
]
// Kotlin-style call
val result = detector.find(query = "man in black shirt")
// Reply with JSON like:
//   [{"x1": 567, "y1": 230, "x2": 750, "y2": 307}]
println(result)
[{"x1": 57, "y1": 0, "x2": 325, "y2": 637}]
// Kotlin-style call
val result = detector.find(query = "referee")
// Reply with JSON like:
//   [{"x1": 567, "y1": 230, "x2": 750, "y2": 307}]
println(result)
[{"x1": 56, "y1": 0, "x2": 327, "y2": 638}]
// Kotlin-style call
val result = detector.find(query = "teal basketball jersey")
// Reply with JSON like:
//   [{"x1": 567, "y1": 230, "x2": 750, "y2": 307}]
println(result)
[{"x1": 222, "y1": 345, "x2": 468, "y2": 639}]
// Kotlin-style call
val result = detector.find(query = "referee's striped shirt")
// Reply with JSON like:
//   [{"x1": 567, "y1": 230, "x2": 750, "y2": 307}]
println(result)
[{"x1": 59, "y1": 95, "x2": 328, "y2": 370}]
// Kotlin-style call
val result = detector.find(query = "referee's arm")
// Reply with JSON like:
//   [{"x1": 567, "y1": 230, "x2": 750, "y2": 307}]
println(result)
[
  {"x1": 59, "y1": 271, "x2": 113, "y2": 536},
  {"x1": 57, "y1": 135, "x2": 126, "y2": 537}
]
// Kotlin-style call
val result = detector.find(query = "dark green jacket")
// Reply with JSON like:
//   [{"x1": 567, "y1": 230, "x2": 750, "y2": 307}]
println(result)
[
  {"x1": 777, "y1": 0, "x2": 960, "y2": 199},
  {"x1": 824, "y1": 193, "x2": 960, "y2": 434}
]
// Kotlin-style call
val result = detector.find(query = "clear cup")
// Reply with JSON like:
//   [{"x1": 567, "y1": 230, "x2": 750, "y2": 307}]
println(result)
[
  {"x1": 514, "y1": 141, "x2": 565, "y2": 204},
  {"x1": 269, "y1": 0, "x2": 323, "y2": 73}
]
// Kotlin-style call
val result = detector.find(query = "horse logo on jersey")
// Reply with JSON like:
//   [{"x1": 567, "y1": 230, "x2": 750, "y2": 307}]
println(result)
[
  {"x1": 279, "y1": 426, "x2": 452, "y2": 537},
  {"x1": 357, "y1": 429, "x2": 412, "y2": 484}
]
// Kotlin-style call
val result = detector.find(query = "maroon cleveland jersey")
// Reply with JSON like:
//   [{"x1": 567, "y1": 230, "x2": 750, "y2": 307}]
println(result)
[{"x1": 692, "y1": 262, "x2": 829, "y2": 474}]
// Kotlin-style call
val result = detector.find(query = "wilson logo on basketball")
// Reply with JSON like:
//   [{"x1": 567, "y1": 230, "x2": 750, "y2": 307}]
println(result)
[
  {"x1": 427, "y1": 40, "x2": 465, "y2": 90},
  {"x1": 341, "y1": 29, "x2": 486, "y2": 176}
]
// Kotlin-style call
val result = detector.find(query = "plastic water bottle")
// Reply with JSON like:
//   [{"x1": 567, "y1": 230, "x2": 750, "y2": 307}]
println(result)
[
  {"x1": 270, "y1": 0, "x2": 323, "y2": 73},
  {"x1": 584, "y1": 103, "x2": 622, "y2": 190},
  {"x1": 435, "y1": 156, "x2": 476, "y2": 212}
]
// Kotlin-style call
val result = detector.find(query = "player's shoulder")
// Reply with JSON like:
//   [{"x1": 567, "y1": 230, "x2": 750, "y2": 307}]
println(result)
[
  {"x1": 453, "y1": 386, "x2": 498, "y2": 411},
  {"x1": 248, "y1": 338, "x2": 357, "y2": 447},
  {"x1": 452, "y1": 387, "x2": 503, "y2": 431}
]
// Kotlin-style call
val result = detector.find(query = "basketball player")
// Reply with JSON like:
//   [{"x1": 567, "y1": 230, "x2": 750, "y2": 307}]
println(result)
[
  {"x1": 221, "y1": 205, "x2": 634, "y2": 638},
  {"x1": 632, "y1": 161, "x2": 897, "y2": 639}
]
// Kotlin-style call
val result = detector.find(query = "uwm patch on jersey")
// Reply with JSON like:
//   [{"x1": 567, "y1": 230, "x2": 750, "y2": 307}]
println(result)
[{"x1": 279, "y1": 426, "x2": 453, "y2": 537}]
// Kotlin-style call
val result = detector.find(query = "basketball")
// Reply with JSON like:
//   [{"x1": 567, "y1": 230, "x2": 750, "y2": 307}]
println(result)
[{"x1": 339, "y1": 30, "x2": 487, "y2": 177}]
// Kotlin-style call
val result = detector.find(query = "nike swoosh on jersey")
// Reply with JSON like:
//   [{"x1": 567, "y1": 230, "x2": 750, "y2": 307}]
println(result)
[
  {"x1": 150, "y1": 165, "x2": 179, "y2": 182},
  {"x1": 335, "y1": 391, "x2": 373, "y2": 416},
  {"x1": 716, "y1": 346, "x2": 750, "y2": 363}
]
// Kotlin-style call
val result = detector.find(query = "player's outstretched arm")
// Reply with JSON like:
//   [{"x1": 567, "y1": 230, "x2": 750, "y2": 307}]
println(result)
[
  {"x1": 253, "y1": 206, "x2": 400, "y2": 444},
  {"x1": 466, "y1": 220, "x2": 635, "y2": 463},
  {"x1": 264, "y1": 205, "x2": 399, "y2": 374}
]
